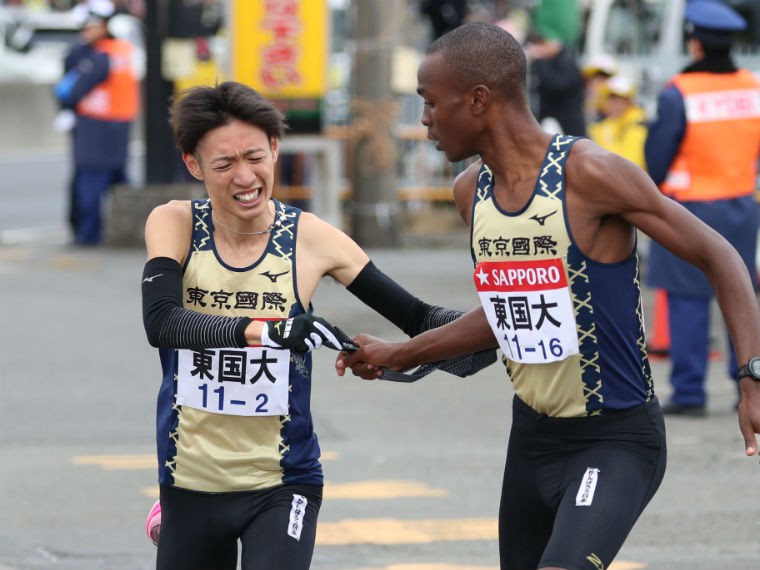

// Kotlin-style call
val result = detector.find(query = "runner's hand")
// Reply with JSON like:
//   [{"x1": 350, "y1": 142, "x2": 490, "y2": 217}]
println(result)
[
  {"x1": 261, "y1": 314, "x2": 341, "y2": 353},
  {"x1": 336, "y1": 333, "x2": 399, "y2": 379}
]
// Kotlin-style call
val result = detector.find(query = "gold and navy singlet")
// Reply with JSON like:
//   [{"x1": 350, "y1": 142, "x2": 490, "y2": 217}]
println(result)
[
  {"x1": 156, "y1": 199, "x2": 322, "y2": 492},
  {"x1": 471, "y1": 135, "x2": 654, "y2": 417}
]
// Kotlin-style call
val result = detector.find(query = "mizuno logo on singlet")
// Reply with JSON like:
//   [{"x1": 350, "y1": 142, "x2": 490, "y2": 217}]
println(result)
[
  {"x1": 529, "y1": 210, "x2": 557, "y2": 226},
  {"x1": 261, "y1": 270, "x2": 288, "y2": 283},
  {"x1": 142, "y1": 273, "x2": 164, "y2": 283}
]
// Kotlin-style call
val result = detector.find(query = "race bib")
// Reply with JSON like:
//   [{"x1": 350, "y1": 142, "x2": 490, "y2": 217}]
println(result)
[
  {"x1": 474, "y1": 258, "x2": 579, "y2": 364},
  {"x1": 176, "y1": 346, "x2": 290, "y2": 416}
]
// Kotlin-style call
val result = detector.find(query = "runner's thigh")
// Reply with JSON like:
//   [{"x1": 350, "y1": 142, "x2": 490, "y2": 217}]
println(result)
[
  {"x1": 156, "y1": 485, "x2": 238, "y2": 570},
  {"x1": 240, "y1": 485, "x2": 322, "y2": 570},
  {"x1": 539, "y1": 443, "x2": 666, "y2": 569},
  {"x1": 499, "y1": 426, "x2": 556, "y2": 570}
]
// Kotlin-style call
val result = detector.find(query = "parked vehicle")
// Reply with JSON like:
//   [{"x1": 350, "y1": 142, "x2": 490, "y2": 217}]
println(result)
[
  {"x1": 583, "y1": 0, "x2": 760, "y2": 115},
  {"x1": 0, "y1": 5, "x2": 143, "y2": 84}
]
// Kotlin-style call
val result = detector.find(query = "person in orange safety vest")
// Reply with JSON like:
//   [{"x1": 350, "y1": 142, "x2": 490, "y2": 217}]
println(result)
[
  {"x1": 54, "y1": 1, "x2": 139, "y2": 245},
  {"x1": 645, "y1": 0, "x2": 760, "y2": 416}
]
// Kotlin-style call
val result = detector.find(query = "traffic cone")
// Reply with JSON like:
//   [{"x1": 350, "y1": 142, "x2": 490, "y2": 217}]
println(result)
[{"x1": 647, "y1": 289, "x2": 670, "y2": 358}]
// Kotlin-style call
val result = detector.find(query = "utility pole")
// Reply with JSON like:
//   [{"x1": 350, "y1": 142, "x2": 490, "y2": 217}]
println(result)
[
  {"x1": 351, "y1": 0, "x2": 402, "y2": 247},
  {"x1": 144, "y1": 0, "x2": 178, "y2": 184}
]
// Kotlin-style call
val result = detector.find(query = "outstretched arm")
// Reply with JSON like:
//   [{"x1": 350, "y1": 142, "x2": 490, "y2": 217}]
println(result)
[
  {"x1": 571, "y1": 142, "x2": 760, "y2": 457},
  {"x1": 298, "y1": 210, "x2": 495, "y2": 342},
  {"x1": 142, "y1": 203, "x2": 340, "y2": 353},
  {"x1": 336, "y1": 305, "x2": 498, "y2": 377},
  {"x1": 630, "y1": 192, "x2": 760, "y2": 456}
]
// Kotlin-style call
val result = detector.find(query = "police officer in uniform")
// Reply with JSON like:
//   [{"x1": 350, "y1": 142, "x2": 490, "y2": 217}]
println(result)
[
  {"x1": 645, "y1": 0, "x2": 760, "y2": 416},
  {"x1": 55, "y1": 2, "x2": 139, "y2": 245}
]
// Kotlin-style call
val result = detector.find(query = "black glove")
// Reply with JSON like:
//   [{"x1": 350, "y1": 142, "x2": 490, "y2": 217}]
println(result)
[{"x1": 260, "y1": 314, "x2": 342, "y2": 354}]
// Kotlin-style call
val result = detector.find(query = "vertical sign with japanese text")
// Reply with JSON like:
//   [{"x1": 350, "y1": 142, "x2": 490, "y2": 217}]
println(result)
[{"x1": 230, "y1": 0, "x2": 327, "y2": 120}]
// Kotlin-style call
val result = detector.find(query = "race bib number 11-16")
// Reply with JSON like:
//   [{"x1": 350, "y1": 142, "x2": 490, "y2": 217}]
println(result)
[{"x1": 474, "y1": 258, "x2": 579, "y2": 364}]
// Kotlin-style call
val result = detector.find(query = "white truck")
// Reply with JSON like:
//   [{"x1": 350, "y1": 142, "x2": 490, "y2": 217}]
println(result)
[{"x1": 583, "y1": 0, "x2": 760, "y2": 115}]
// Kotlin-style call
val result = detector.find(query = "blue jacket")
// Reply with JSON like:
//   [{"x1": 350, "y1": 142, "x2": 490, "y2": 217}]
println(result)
[{"x1": 55, "y1": 40, "x2": 133, "y2": 169}]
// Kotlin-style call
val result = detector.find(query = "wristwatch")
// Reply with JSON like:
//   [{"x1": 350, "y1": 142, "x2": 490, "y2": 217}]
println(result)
[{"x1": 735, "y1": 357, "x2": 760, "y2": 381}]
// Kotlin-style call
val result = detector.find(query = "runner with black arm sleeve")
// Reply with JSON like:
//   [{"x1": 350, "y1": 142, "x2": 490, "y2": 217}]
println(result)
[{"x1": 141, "y1": 81, "x2": 496, "y2": 570}]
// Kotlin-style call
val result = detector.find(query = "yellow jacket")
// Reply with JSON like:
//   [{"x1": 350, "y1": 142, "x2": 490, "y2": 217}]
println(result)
[{"x1": 589, "y1": 106, "x2": 647, "y2": 170}]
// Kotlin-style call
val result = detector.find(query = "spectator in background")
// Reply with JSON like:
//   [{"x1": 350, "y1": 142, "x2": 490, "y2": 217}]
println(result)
[
  {"x1": 588, "y1": 74, "x2": 648, "y2": 170},
  {"x1": 113, "y1": 0, "x2": 145, "y2": 19},
  {"x1": 54, "y1": 0, "x2": 139, "y2": 245},
  {"x1": 581, "y1": 53, "x2": 619, "y2": 124},
  {"x1": 645, "y1": 0, "x2": 760, "y2": 416},
  {"x1": 525, "y1": 0, "x2": 586, "y2": 136},
  {"x1": 419, "y1": 0, "x2": 468, "y2": 39}
]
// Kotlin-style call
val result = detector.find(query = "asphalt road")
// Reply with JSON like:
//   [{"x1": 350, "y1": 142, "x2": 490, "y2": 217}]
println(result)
[
  {"x1": 1, "y1": 147, "x2": 760, "y2": 569},
  {"x1": 1, "y1": 238, "x2": 759, "y2": 570}
]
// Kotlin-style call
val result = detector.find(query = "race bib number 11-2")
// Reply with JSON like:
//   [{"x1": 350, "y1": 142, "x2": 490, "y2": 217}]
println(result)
[
  {"x1": 474, "y1": 258, "x2": 579, "y2": 364},
  {"x1": 176, "y1": 346, "x2": 290, "y2": 416}
]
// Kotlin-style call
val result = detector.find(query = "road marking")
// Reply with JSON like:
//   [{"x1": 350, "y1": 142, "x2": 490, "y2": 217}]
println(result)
[
  {"x1": 140, "y1": 480, "x2": 447, "y2": 501},
  {"x1": 72, "y1": 453, "x2": 646, "y2": 570},
  {"x1": 316, "y1": 520, "x2": 645, "y2": 568},
  {"x1": 73, "y1": 454, "x2": 156, "y2": 470},
  {"x1": 348, "y1": 563, "x2": 644, "y2": 570},
  {"x1": 0, "y1": 247, "x2": 31, "y2": 261},
  {"x1": 325, "y1": 480, "x2": 447, "y2": 499},
  {"x1": 354, "y1": 564, "x2": 492, "y2": 570},
  {"x1": 316, "y1": 518, "x2": 497, "y2": 545},
  {"x1": 49, "y1": 254, "x2": 102, "y2": 270},
  {"x1": 72, "y1": 450, "x2": 339, "y2": 470},
  {"x1": 0, "y1": 226, "x2": 68, "y2": 246}
]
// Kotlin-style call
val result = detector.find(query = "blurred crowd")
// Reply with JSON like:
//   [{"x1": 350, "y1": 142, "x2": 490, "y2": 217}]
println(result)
[
  {"x1": 2, "y1": 0, "x2": 144, "y2": 18},
  {"x1": 417, "y1": 0, "x2": 650, "y2": 162}
]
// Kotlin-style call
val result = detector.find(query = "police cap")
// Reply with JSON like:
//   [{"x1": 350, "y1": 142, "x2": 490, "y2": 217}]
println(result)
[
  {"x1": 685, "y1": 0, "x2": 746, "y2": 48},
  {"x1": 80, "y1": 0, "x2": 115, "y2": 28}
]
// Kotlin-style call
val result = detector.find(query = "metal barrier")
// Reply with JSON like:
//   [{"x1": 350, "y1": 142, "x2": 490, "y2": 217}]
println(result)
[{"x1": 279, "y1": 135, "x2": 342, "y2": 228}]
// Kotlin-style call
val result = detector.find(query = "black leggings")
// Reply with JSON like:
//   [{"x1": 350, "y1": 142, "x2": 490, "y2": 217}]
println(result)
[
  {"x1": 499, "y1": 396, "x2": 667, "y2": 570},
  {"x1": 156, "y1": 483, "x2": 323, "y2": 570}
]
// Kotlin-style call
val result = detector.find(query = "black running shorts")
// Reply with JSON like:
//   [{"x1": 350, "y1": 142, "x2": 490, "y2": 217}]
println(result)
[
  {"x1": 156, "y1": 483, "x2": 323, "y2": 570},
  {"x1": 498, "y1": 396, "x2": 667, "y2": 570}
]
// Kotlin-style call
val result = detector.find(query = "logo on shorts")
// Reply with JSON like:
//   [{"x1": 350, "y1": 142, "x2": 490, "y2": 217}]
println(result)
[
  {"x1": 586, "y1": 552, "x2": 604, "y2": 570},
  {"x1": 288, "y1": 494, "x2": 307, "y2": 541},
  {"x1": 575, "y1": 467, "x2": 600, "y2": 507}
]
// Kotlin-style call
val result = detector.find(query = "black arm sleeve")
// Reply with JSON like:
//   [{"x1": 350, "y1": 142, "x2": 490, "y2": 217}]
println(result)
[
  {"x1": 142, "y1": 257, "x2": 251, "y2": 349},
  {"x1": 346, "y1": 261, "x2": 466, "y2": 337},
  {"x1": 346, "y1": 261, "x2": 430, "y2": 336}
]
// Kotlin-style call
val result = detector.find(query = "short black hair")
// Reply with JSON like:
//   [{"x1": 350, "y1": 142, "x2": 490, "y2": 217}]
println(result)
[
  {"x1": 170, "y1": 82, "x2": 288, "y2": 155},
  {"x1": 426, "y1": 22, "x2": 527, "y2": 104}
]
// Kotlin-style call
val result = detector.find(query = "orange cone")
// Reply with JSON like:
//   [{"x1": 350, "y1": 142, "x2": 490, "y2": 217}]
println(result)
[{"x1": 647, "y1": 289, "x2": 670, "y2": 358}]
